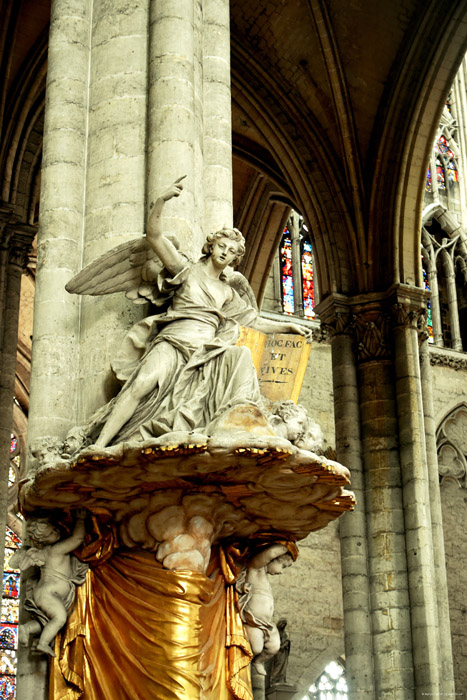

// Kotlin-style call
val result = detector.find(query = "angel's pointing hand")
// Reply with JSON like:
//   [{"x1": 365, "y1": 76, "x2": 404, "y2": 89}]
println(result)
[{"x1": 159, "y1": 175, "x2": 186, "y2": 204}]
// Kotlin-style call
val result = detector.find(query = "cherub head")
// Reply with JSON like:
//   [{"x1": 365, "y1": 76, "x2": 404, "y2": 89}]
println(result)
[
  {"x1": 26, "y1": 518, "x2": 61, "y2": 545},
  {"x1": 269, "y1": 400, "x2": 308, "y2": 443},
  {"x1": 267, "y1": 552, "x2": 294, "y2": 575},
  {"x1": 202, "y1": 228, "x2": 246, "y2": 267}
]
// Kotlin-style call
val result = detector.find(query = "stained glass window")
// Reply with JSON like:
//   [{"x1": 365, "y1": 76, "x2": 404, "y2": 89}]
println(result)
[
  {"x1": 1, "y1": 527, "x2": 21, "y2": 699},
  {"x1": 426, "y1": 167, "x2": 432, "y2": 193},
  {"x1": 280, "y1": 227, "x2": 294, "y2": 315},
  {"x1": 436, "y1": 135, "x2": 448, "y2": 154},
  {"x1": 300, "y1": 660, "x2": 348, "y2": 700},
  {"x1": 447, "y1": 161, "x2": 458, "y2": 183},
  {"x1": 436, "y1": 158, "x2": 446, "y2": 190},
  {"x1": 8, "y1": 438, "x2": 16, "y2": 456},
  {"x1": 422, "y1": 263, "x2": 434, "y2": 344},
  {"x1": 301, "y1": 240, "x2": 315, "y2": 319}
]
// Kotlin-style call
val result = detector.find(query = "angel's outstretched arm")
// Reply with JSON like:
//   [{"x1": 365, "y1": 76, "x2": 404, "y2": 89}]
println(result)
[
  {"x1": 147, "y1": 176, "x2": 187, "y2": 275},
  {"x1": 250, "y1": 316, "x2": 312, "y2": 342},
  {"x1": 52, "y1": 510, "x2": 86, "y2": 556}
]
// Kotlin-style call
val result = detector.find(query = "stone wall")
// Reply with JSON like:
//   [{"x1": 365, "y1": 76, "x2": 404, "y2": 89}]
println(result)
[
  {"x1": 431, "y1": 357, "x2": 467, "y2": 693},
  {"x1": 270, "y1": 520, "x2": 344, "y2": 696}
]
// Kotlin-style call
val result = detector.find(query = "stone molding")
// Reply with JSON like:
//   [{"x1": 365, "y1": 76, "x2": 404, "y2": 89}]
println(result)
[{"x1": 430, "y1": 350, "x2": 467, "y2": 372}]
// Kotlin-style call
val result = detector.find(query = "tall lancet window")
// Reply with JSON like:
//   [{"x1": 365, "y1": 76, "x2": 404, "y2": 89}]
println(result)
[
  {"x1": 279, "y1": 213, "x2": 316, "y2": 319},
  {"x1": 280, "y1": 227, "x2": 294, "y2": 315}
]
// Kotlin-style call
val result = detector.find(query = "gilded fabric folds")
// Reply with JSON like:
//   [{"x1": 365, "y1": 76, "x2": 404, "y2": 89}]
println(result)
[{"x1": 50, "y1": 550, "x2": 253, "y2": 700}]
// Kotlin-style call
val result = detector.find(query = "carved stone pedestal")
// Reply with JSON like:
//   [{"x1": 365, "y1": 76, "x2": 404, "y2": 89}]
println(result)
[
  {"x1": 19, "y1": 432, "x2": 355, "y2": 699},
  {"x1": 266, "y1": 684, "x2": 298, "y2": 700}
]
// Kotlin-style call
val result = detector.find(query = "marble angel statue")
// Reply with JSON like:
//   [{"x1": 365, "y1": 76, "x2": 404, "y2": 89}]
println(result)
[
  {"x1": 66, "y1": 176, "x2": 311, "y2": 447},
  {"x1": 10, "y1": 511, "x2": 88, "y2": 657}
]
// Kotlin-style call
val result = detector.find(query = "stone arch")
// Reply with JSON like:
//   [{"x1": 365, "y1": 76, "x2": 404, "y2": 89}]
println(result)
[
  {"x1": 437, "y1": 402, "x2": 467, "y2": 488},
  {"x1": 231, "y1": 42, "x2": 358, "y2": 304},
  {"x1": 0, "y1": 25, "x2": 47, "y2": 223},
  {"x1": 369, "y1": 1, "x2": 467, "y2": 291}
]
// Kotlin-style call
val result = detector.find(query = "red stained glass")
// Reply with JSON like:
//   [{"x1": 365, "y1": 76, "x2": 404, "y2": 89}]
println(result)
[
  {"x1": 280, "y1": 228, "x2": 294, "y2": 315},
  {"x1": 436, "y1": 159, "x2": 446, "y2": 190},
  {"x1": 301, "y1": 241, "x2": 315, "y2": 319},
  {"x1": 8, "y1": 438, "x2": 16, "y2": 456},
  {"x1": 422, "y1": 262, "x2": 434, "y2": 344},
  {"x1": 447, "y1": 161, "x2": 458, "y2": 183},
  {"x1": 0, "y1": 674, "x2": 15, "y2": 700}
]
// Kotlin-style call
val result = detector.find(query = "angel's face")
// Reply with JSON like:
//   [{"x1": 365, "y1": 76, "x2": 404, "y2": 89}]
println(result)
[
  {"x1": 27, "y1": 519, "x2": 60, "y2": 545},
  {"x1": 210, "y1": 237, "x2": 241, "y2": 268}
]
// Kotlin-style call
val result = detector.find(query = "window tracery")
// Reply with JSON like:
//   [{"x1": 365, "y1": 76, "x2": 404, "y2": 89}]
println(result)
[{"x1": 300, "y1": 659, "x2": 348, "y2": 700}]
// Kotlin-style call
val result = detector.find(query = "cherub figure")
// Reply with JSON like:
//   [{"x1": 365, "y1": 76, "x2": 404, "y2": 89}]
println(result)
[
  {"x1": 237, "y1": 543, "x2": 297, "y2": 675},
  {"x1": 10, "y1": 511, "x2": 88, "y2": 657},
  {"x1": 268, "y1": 400, "x2": 324, "y2": 452}
]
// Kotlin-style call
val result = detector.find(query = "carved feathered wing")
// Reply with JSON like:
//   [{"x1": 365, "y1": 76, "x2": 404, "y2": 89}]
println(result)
[
  {"x1": 65, "y1": 236, "x2": 180, "y2": 305},
  {"x1": 9, "y1": 547, "x2": 46, "y2": 571},
  {"x1": 226, "y1": 270, "x2": 259, "y2": 312}
]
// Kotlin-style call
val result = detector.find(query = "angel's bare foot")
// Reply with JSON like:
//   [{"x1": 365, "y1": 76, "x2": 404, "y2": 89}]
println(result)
[
  {"x1": 18, "y1": 627, "x2": 30, "y2": 647},
  {"x1": 36, "y1": 641, "x2": 56, "y2": 657},
  {"x1": 253, "y1": 660, "x2": 267, "y2": 676}
]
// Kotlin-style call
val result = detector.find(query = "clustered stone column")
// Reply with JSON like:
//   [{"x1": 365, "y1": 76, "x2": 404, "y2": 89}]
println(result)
[
  {"x1": 0, "y1": 210, "x2": 35, "y2": 579},
  {"x1": 21, "y1": 1, "x2": 234, "y2": 699},
  {"x1": 318, "y1": 283, "x2": 455, "y2": 699}
]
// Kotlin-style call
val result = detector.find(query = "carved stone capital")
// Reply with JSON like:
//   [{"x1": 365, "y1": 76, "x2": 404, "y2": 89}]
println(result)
[
  {"x1": 316, "y1": 285, "x2": 429, "y2": 363},
  {"x1": 6, "y1": 226, "x2": 36, "y2": 271}
]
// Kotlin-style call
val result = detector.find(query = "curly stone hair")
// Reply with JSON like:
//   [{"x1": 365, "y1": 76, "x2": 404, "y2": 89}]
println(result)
[{"x1": 201, "y1": 227, "x2": 246, "y2": 266}]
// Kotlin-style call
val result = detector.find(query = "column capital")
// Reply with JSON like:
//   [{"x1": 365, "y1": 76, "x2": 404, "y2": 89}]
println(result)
[
  {"x1": 316, "y1": 285, "x2": 429, "y2": 362},
  {"x1": 4, "y1": 224, "x2": 36, "y2": 271}
]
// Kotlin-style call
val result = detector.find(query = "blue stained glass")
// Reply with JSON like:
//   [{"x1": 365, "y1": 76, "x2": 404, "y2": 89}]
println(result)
[
  {"x1": 426, "y1": 167, "x2": 432, "y2": 192},
  {"x1": 0, "y1": 626, "x2": 17, "y2": 651},
  {"x1": 0, "y1": 674, "x2": 15, "y2": 700}
]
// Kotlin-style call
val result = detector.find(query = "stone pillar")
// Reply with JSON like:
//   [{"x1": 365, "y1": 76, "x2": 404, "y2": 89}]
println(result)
[
  {"x1": 27, "y1": 0, "x2": 92, "y2": 446},
  {"x1": 77, "y1": 0, "x2": 149, "y2": 419},
  {"x1": 148, "y1": 0, "x2": 201, "y2": 251},
  {"x1": 426, "y1": 266, "x2": 443, "y2": 346},
  {"x1": 419, "y1": 336, "x2": 455, "y2": 694},
  {"x1": 352, "y1": 299, "x2": 414, "y2": 699},
  {"x1": 391, "y1": 288, "x2": 440, "y2": 695},
  {"x1": 318, "y1": 300, "x2": 375, "y2": 699},
  {"x1": 0, "y1": 223, "x2": 35, "y2": 576},
  {"x1": 444, "y1": 269, "x2": 462, "y2": 351},
  {"x1": 318, "y1": 285, "x2": 448, "y2": 699},
  {"x1": 202, "y1": 0, "x2": 233, "y2": 233},
  {"x1": 17, "y1": 2, "x2": 92, "y2": 698}
]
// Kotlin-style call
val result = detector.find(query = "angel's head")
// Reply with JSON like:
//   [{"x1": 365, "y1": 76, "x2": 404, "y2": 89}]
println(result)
[
  {"x1": 27, "y1": 518, "x2": 61, "y2": 545},
  {"x1": 202, "y1": 228, "x2": 246, "y2": 267}
]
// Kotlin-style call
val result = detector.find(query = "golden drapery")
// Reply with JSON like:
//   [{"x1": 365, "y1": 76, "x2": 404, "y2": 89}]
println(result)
[{"x1": 50, "y1": 544, "x2": 253, "y2": 700}]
